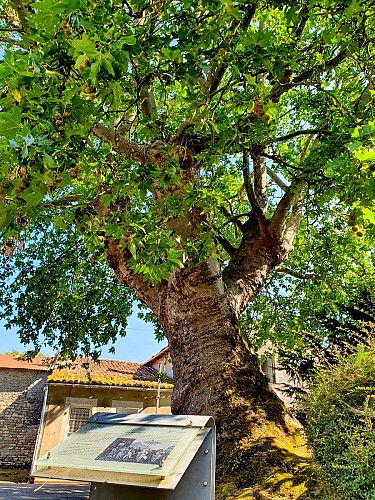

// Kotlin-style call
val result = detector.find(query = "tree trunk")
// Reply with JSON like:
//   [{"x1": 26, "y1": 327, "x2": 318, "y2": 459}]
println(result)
[
  {"x1": 105, "y1": 241, "x2": 309, "y2": 493},
  {"x1": 157, "y1": 259, "x2": 306, "y2": 489}
]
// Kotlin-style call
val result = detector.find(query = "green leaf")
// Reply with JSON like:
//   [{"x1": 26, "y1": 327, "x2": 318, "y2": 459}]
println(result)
[
  {"x1": 263, "y1": 100, "x2": 279, "y2": 120},
  {"x1": 101, "y1": 194, "x2": 112, "y2": 208},
  {"x1": 0, "y1": 107, "x2": 22, "y2": 139},
  {"x1": 128, "y1": 242, "x2": 137, "y2": 259},
  {"x1": 354, "y1": 149, "x2": 375, "y2": 161},
  {"x1": 362, "y1": 208, "x2": 375, "y2": 224},
  {"x1": 70, "y1": 34, "x2": 98, "y2": 57},
  {"x1": 244, "y1": 74, "x2": 256, "y2": 86},
  {"x1": 30, "y1": 0, "x2": 63, "y2": 31},
  {"x1": 101, "y1": 54, "x2": 115, "y2": 76},
  {"x1": 122, "y1": 35, "x2": 137, "y2": 46}
]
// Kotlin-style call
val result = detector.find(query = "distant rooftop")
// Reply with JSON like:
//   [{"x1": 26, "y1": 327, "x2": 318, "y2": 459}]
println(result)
[
  {"x1": 0, "y1": 352, "x2": 174, "y2": 388},
  {"x1": 0, "y1": 354, "x2": 53, "y2": 372},
  {"x1": 143, "y1": 345, "x2": 170, "y2": 366},
  {"x1": 48, "y1": 358, "x2": 173, "y2": 388}
]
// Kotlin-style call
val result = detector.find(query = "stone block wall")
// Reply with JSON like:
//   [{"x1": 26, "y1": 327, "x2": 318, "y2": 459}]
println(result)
[{"x1": 0, "y1": 369, "x2": 48, "y2": 468}]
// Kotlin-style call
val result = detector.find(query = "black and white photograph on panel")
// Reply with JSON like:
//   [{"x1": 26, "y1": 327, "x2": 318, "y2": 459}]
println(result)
[{"x1": 95, "y1": 437, "x2": 174, "y2": 465}]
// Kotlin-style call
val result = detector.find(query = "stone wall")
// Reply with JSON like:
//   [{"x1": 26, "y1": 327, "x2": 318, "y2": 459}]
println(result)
[{"x1": 0, "y1": 369, "x2": 48, "y2": 468}]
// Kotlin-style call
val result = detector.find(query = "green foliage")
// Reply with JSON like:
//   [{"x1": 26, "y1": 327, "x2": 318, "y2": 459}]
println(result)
[
  {"x1": 0, "y1": 221, "x2": 134, "y2": 359},
  {"x1": 303, "y1": 344, "x2": 375, "y2": 499},
  {"x1": 244, "y1": 201, "x2": 375, "y2": 355},
  {"x1": 0, "y1": 0, "x2": 374, "y2": 357}
]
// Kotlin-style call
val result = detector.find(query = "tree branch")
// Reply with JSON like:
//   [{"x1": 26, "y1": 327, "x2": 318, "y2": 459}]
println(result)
[
  {"x1": 140, "y1": 74, "x2": 157, "y2": 117},
  {"x1": 340, "y1": 400, "x2": 375, "y2": 418},
  {"x1": 214, "y1": 231, "x2": 236, "y2": 256},
  {"x1": 242, "y1": 151, "x2": 261, "y2": 213},
  {"x1": 266, "y1": 167, "x2": 288, "y2": 192},
  {"x1": 0, "y1": 37, "x2": 23, "y2": 46},
  {"x1": 175, "y1": 4, "x2": 257, "y2": 145},
  {"x1": 92, "y1": 123, "x2": 165, "y2": 164},
  {"x1": 270, "y1": 180, "x2": 304, "y2": 236},
  {"x1": 269, "y1": 48, "x2": 348, "y2": 102},
  {"x1": 43, "y1": 194, "x2": 83, "y2": 208},
  {"x1": 271, "y1": 133, "x2": 316, "y2": 238},
  {"x1": 260, "y1": 152, "x2": 298, "y2": 171},
  {"x1": 219, "y1": 206, "x2": 245, "y2": 232},
  {"x1": 274, "y1": 266, "x2": 315, "y2": 280},
  {"x1": 11, "y1": 0, "x2": 29, "y2": 32},
  {"x1": 273, "y1": 128, "x2": 329, "y2": 143},
  {"x1": 251, "y1": 149, "x2": 267, "y2": 212}
]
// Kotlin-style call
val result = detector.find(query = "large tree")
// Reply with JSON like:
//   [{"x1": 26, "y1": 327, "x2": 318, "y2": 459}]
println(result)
[{"x1": 0, "y1": 0, "x2": 374, "y2": 495}]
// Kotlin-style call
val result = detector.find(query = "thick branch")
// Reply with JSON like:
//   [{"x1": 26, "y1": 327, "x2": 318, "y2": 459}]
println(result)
[
  {"x1": 214, "y1": 232, "x2": 236, "y2": 256},
  {"x1": 283, "y1": 192, "x2": 303, "y2": 246},
  {"x1": 274, "y1": 266, "x2": 315, "y2": 280},
  {"x1": 251, "y1": 150, "x2": 267, "y2": 212},
  {"x1": 271, "y1": 134, "x2": 314, "y2": 238},
  {"x1": 266, "y1": 167, "x2": 288, "y2": 192},
  {"x1": 269, "y1": 48, "x2": 348, "y2": 102},
  {"x1": 270, "y1": 180, "x2": 304, "y2": 235},
  {"x1": 140, "y1": 75, "x2": 157, "y2": 117},
  {"x1": 92, "y1": 124, "x2": 165, "y2": 164},
  {"x1": 274, "y1": 128, "x2": 329, "y2": 143},
  {"x1": 242, "y1": 151, "x2": 261, "y2": 213},
  {"x1": 43, "y1": 194, "x2": 83, "y2": 208}
]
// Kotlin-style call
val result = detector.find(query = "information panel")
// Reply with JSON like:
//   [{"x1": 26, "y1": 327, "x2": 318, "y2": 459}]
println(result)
[{"x1": 36, "y1": 422, "x2": 200, "y2": 477}]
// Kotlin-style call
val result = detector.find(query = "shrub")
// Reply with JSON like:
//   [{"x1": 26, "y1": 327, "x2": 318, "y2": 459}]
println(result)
[{"x1": 304, "y1": 344, "x2": 375, "y2": 499}]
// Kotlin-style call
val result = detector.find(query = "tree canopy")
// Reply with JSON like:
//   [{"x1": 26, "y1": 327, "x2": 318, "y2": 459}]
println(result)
[
  {"x1": 0, "y1": 0, "x2": 374, "y2": 357},
  {"x1": 1, "y1": 0, "x2": 375, "y2": 495}
]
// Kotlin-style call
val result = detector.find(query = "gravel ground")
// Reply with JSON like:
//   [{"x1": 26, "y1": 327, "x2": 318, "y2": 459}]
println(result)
[{"x1": 0, "y1": 483, "x2": 90, "y2": 500}]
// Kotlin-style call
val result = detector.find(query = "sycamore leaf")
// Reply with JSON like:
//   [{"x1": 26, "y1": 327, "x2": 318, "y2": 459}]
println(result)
[
  {"x1": 354, "y1": 149, "x2": 375, "y2": 161},
  {"x1": 263, "y1": 100, "x2": 279, "y2": 120},
  {"x1": 30, "y1": 0, "x2": 63, "y2": 31},
  {"x1": 70, "y1": 34, "x2": 98, "y2": 57},
  {"x1": 0, "y1": 107, "x2": 22, "y2": 139},
  {"x1": 101, "y1": 54, "x2": 115, "y2": 76},
  {"x1": 244, "y1": 74, "x2": 256, "y2": 86},
  {"x1": 362, "y1": 208, "x2": 375, "y2": 224}
]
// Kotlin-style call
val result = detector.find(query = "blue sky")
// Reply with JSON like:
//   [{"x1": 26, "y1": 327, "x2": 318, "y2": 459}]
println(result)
[{"x1": 0, "y1": 307, "x2": 167, "y2": 362}]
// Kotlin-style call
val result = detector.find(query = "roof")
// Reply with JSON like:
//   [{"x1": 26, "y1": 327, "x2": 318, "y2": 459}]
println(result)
[
  {"x1": 0, "y1": 354, "x2": 53, "y2": 372},
  {"x1": 143, "y1": 346, "x2": 171, "y2": 366},
  {"x1": 48, "y1": 358, "x2": 173, "y2": 389}
]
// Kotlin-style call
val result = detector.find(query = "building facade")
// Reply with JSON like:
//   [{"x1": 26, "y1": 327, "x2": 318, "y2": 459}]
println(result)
[
  {"x1": 0, "y1": 355, "x2": 52, "y2": 469},
  {"x1": 33, "y1": 357, "x2": 173, "y2": 469}
]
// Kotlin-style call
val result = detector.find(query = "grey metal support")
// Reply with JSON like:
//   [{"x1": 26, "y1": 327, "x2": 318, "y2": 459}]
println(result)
[{"x1": 89, "y1": 428, "x2": 215, "y2": 499}]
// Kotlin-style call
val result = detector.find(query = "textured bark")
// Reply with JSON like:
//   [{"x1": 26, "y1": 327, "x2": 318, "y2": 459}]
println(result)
[{"x1": 104, "y1": 243, "x2": 306, "y2": 488}]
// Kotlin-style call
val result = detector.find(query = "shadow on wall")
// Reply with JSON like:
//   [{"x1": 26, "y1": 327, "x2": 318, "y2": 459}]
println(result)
[{"x1": 0, "y1": 370, "x2": 48, "y2": 470}]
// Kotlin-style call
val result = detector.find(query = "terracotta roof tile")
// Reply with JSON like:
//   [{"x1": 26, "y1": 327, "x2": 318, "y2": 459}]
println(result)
[
  {"x1": 48, "y1": 357, "x2": 168, "y2": 387},
  {"x1": 143, "y1": 346, "x2": 171, "y2": 366},
  {"x1": 0, "y1": 354, "x2": 54, "y2": 372}
]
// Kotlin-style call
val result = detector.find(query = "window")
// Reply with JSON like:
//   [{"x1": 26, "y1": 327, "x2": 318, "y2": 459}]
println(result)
[{"x1": 67, "y1": 407, "x2": 90, "y2": 435}]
